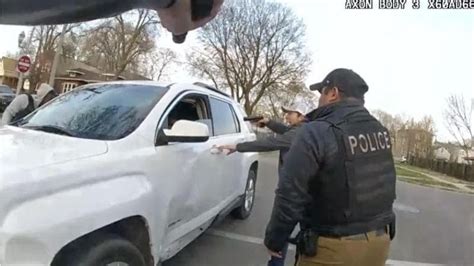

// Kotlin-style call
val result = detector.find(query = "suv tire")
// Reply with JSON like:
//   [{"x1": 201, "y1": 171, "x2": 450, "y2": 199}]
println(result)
[
  {"x1": 54, "y1": 234, "x2": 146, "y2": 266},
  {"x1": 232, "y1": 168, "x2": 257, "y2": 219}
]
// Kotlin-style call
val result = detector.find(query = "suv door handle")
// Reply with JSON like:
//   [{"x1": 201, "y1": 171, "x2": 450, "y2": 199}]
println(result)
[{"x1": 210, "y1": 147, "x2": 221, "y2": 155}]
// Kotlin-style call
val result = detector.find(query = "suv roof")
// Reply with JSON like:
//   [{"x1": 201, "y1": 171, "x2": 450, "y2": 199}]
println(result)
[
  {"x1": 192, "y1": 82, "x2": 231, "y2": 99},
  {"x1": 78, "y1": 80, "x2": 234, "y2": 102}
]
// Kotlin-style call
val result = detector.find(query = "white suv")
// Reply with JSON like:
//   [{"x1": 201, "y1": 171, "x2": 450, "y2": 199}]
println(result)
[{"x1": 0, "y1": 81, "x2": 259, "y2": 266}]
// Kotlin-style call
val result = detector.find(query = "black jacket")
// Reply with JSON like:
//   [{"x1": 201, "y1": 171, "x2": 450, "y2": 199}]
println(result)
[
  {"x1": 0, "y1": 0, "x2": 173, "y2": 25},
  {"x1": 264, "y1": 99, "x2": 395, "y2": 252}
]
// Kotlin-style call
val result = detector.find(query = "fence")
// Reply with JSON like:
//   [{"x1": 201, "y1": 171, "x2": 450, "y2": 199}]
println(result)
[{"x1": 408, "y1": 156, "x2": 474, "y2": 182}]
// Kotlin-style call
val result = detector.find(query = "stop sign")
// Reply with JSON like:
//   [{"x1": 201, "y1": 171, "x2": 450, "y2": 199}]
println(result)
[{"x1": 17, "y1": 55, "x2": 31, "y2": 73}]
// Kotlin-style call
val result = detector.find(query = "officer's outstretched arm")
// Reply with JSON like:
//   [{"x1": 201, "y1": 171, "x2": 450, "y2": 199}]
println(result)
[
  {"x1": 266, "y1": 120, "x2": 291, "y2": 135},
  {"x1": 236, "y1": 129, "x2": 296, "y2": 153},
  {"x1": 264, "y1": 125, "x2": 323, "y2": 252}
]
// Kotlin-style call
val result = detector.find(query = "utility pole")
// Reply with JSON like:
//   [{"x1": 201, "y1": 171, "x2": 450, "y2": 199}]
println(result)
[{"x1": 49, "y1": 24, "x2": 68, "y2": 86}]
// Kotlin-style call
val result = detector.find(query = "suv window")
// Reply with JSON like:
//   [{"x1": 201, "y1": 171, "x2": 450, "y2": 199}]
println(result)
[
  {"x1": 210, "y1": 98, "x2": 240, "y2": 136},
  {"x1": 19, "y1": 84, "x2": 168, "y2": 140},
  {"x1": 163, "y1": 94, "x2": 213, "y2": 135}
]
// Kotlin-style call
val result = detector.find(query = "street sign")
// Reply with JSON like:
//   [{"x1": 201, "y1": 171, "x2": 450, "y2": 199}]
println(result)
[{"x1": 17, "y1": 55, "x2": 31, "y2": 73}]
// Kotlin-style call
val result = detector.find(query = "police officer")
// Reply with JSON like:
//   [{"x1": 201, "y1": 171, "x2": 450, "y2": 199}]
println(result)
[
  {"x1": 264, "y1": 68, "x2": 396, "y2": 266},
  {"x1": 218, "y1": 101, "x2": 311, "y2": 266}
]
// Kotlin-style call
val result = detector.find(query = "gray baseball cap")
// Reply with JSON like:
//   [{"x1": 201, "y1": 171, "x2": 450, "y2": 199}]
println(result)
[{"x1": 281, "y1": 101, "x2": 312, "y2": 115}]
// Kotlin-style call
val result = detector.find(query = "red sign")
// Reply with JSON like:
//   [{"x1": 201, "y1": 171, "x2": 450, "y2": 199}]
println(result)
[{"x1": 17, "y1": 55, "x2": 31, "y2": 73}]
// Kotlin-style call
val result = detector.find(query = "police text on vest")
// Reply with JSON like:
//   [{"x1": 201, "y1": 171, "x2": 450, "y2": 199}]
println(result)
[{"x1": 348, "y1": 131, "x2": 391, "y2": 155}]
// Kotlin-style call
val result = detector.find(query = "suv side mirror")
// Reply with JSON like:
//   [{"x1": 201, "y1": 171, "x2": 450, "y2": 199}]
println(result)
[{"x1": 156, "y1": 120, "x2": 210, "y2": 146}]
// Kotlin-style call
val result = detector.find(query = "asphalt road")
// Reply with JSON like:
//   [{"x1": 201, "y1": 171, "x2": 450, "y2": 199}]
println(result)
[{"x1": 163, "y1": 153, "x2": 474, "y2": 266}]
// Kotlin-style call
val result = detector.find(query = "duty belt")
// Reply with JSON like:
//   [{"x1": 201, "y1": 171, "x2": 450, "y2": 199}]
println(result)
[{"x1": 325, "y1": 228, "x2": 387, "y2": 240}]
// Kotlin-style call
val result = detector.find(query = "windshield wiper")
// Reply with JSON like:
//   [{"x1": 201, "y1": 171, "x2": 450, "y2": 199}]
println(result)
[{"x1": 22, "y1": 125, "x2": 76, "y2": 137}]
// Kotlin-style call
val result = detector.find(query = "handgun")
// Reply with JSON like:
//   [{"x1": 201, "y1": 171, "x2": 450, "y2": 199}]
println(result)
[
  {"x1": 243, "y1": 116, "x2": 264, "y2": 122},
  {"x1": 173, "y1": 0, "x2": 215, "y2": 43},
  {"x1": 244, "y1": 116, "x2": 265, "y2": 128}
]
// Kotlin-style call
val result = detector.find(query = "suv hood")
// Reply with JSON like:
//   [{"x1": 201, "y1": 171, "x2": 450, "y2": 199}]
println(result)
[{"x1": 0, "y1": 126, "x2": 108, "y2": 175}]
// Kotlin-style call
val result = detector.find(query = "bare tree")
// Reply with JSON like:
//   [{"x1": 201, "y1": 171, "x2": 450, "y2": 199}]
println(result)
[
  {"x1": 78, "y1": 10, "x2": 159, "y2": 77},
  {"x1": 444, "y1": 94, "x2": 473, "y2": 161},
  {"x1": 187, "y1": 0, "x2": 311, "y2": 115},
  {"x1": 28, "y1": 24, "x2": 79, "y2": 90},
  {"x1": 138, "y1": 48, "x2": 177, "y2": 81},
  {"x1": 372, "y1": 110, "x2": 435, "y2": 159},
  {"x1": 254, "y1": 82, "x2": 317, "y2": 119}
]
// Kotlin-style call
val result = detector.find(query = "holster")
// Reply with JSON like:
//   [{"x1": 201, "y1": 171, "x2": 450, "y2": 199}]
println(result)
[
  {"x1": 292, "y1": 230, "x2": 318, "y2": 257},
  {"x1": 389, "y1": 220, "x2": 396, "y2": 240}
]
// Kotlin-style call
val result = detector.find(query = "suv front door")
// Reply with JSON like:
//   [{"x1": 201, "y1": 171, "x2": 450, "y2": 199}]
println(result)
[
  {"x1": 153, "y1": 93, "x2": 223, "y2": 251},
  {"x1": 208, "y1": 97, "x2": 246, "y2": 204}
]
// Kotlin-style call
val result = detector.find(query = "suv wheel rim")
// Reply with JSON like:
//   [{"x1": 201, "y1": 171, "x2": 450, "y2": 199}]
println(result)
[{"x1": 244, "y1": 178, "x2": 255, "y2": 212}]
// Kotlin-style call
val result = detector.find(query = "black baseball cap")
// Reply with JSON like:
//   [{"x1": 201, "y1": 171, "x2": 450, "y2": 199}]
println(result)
[{"x1": 309, "y1": 68, "x2": 369, "y2": 95}]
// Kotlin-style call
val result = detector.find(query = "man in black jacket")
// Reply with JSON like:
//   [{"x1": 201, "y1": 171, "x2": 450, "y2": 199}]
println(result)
[
  {"x1": 218, "y1": 101, "x2": 311, "y2": 266},
  {"x1": 264, "y1": 69, "x2": 396, "y2": 266}
]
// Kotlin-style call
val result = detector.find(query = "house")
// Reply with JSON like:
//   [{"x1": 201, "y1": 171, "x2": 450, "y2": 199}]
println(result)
[
  {"x1": 0, "y1": 57, "x2": 19, "y2": 89},
  {"x1": 0, "y1": 55, "x2": 149, "y2": 95},
  {"x1": 433, "y1": 142, "x2": 474, "y2": 164},
  {"x1": 54, "y1": 68, "x2": 148, "y2": 94},
  {"x1": 52, "y1": 57, "x2": 149, "y2": 94},
  {"x1": 433, "y1": 146, "x2": 450, "y2": 161},
  {"x1": 456, "y1": 149, "x2": 474, "y2": 164}
]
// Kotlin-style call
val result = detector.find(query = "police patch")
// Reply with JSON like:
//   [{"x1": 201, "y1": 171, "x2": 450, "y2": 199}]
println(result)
[{"x1": 347, "y1": 131, "x2": 391, "y2": 155}]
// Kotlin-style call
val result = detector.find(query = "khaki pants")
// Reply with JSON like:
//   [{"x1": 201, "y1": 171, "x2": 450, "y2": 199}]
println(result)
[{"x1": 296, "y1": 231, "x2": 390, "y2": 266}]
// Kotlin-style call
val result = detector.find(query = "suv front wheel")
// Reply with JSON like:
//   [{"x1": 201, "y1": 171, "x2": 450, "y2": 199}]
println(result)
[
  {"x1": 53, "y1": 234, "x2": 146, "y2": 266},
  {"x1": 232, "y1": 168, "x2": 257, "y2": 219}
]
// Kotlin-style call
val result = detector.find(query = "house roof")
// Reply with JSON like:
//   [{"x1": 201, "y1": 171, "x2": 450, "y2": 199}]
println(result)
[
  {"x1": 1, "y1": 55, "x2": 150, "y2": 82},
  {"x1": 56, "y1": 68, "x2": 106, "y2": 83},
  {"x1": 56, "y1": 57, "x2": 150, "y2": 82},
  {"x1": 56, "y1": 67, "x2": 150, "y2": 83}
]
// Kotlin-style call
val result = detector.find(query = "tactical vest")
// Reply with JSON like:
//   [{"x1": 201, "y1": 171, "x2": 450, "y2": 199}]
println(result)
[
  {"x1": 309, "y1": 109, "x2": 396, "y2": 236},
  {"x1": 11, "y1": 94, "x2": 35, "y2": 124}
]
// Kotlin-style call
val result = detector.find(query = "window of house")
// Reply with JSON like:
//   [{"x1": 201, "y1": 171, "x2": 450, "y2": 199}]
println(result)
[{"x1": 62, "y1": 82, "x2": 78, "y2": 93}]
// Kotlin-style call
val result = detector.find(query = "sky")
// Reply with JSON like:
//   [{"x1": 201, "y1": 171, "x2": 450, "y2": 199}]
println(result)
[{"x1": 0, "y1": 0, "x2": 472, "y2": 141}]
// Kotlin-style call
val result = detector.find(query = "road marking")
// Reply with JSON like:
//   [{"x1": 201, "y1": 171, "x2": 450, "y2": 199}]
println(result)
[
  {"x1": 207, "y1": 229, "x2": 296, "y2": 251},
  {"x1": 385, "y1": 261, "x2": 445, "y2": 266},
  {"x1": 207, "y1": 229, "x2": 445, "y2": 266},
  {"x1": 394, "y1": 202, "x2": 420, "y2": 214}
]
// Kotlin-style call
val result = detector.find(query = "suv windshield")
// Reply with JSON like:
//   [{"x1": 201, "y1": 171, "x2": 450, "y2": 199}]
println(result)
[
  {"x1": 0, "y1": 86, "x2": 13, "y2": 94},
  {"x1": 19, "y1": 84, "x2": 168, "y2": 140}
]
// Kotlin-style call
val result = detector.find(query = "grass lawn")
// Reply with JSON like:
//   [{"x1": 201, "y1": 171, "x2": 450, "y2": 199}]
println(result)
[
  {"x1": 397, "y1": 175, "x2": 458, "y2": 189},
  {"x1": 395, "y1": 166, "x2": 427, "y2": 179},
  {"x1": 397, "y1": 163, "x2": 473, "y2": 185},
  {"x1": 395, "y1": 165, "x2": 459, "y2": 190}
]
